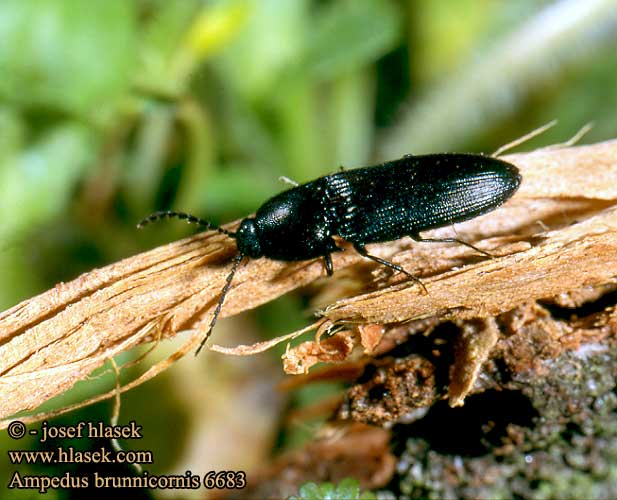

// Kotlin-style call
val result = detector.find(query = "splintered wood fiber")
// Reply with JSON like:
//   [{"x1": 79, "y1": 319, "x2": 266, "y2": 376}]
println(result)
[{"x1": 1, "y1": 140, "x2": 617, "y2": 420}]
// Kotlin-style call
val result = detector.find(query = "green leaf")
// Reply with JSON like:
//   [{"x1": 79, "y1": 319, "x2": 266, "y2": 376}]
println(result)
[
  {"x1": 303, "y1": 0, "x2": 402, "y2": 81},
  {"x1": 0, "y1": 123, "x2": 94, "y2": 243},
  {"x1": 335, "y1": 477, "x2": 361, "y2": 499},
  {"x1": 291, "y1": 478, "x2": 374, "y2": 500},
  {"x1": 0, "y1": 0, "x2": 135, "y2": 123},
  {"x1": 136, "y1": 0, "x2": 201, "y2": 95},
  {"x1": 213, "y1": 0, "x2": 309, "y2": 100},
  {"x1": 297, "y1": 481, "x2": 321, "y2": 500}
]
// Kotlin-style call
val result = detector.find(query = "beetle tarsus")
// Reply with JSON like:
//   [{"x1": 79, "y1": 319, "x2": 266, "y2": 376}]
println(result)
[
  {"x1": 324, "y1": 254, "x2": 334, "y2": 276},
  {"x1": 353, "y1": 243, "x2": 428, "y2": 293},
  {"x1": 410, "y1": 233, "x2": 492, "y2": 258}
]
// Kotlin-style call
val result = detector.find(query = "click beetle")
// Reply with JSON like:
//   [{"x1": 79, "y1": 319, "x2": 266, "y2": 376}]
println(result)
[{"x1": 138, "y1": 153, "x2": 521, "y2": 353}]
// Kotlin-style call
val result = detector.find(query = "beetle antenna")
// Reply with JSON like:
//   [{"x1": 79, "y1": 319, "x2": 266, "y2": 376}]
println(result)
[
  {"x1": 195, "y1": 252, "x2": 245, "y2": 355},
  {"x1": 137, "y1": 210, "x2": 235, "y2": 237}
]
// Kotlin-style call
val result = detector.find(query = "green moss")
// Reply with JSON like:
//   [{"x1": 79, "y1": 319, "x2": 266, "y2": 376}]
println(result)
[
  {"x1": 394, "y1": 343, "x2": 617, "y2": 499},
  {"x1": 289, "y1": 477, "x2": 376, "y2": 500}
]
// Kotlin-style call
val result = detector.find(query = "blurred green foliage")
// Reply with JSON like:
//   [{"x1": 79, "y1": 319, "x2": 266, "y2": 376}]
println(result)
[
  {"x1": 1, "y1": 1, "x2": 617, "y2": 496},
  {"x1": 2, "y1": 0, "x2": 617, "y2": 310}
]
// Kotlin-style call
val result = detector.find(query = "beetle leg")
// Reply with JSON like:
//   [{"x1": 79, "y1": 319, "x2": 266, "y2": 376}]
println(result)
[
  {"x1": 353, "y1": 243, "x2": 427, "y2": 293},
  {"x1": 409, "y1": 233, "x2": 492, "y2": 257},
  {"x1": 324, "y1": 254, "x2": 334, "y2": 276}
]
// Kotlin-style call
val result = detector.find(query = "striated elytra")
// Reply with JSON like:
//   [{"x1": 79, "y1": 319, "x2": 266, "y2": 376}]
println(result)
[{"x1": 138, "y1": 153, "x2": 522, "y2": 353}]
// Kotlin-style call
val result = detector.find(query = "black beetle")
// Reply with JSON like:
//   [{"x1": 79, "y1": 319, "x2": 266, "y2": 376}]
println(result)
[{"x1": 139, "y1": 153, "x2": 521, "y2": 353}]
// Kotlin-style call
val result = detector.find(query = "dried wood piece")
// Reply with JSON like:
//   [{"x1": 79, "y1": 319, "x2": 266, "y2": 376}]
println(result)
[
  {"x1": 0, "y1": 140, "x2": 616, "y2": 421},
  {"x1": 282, "y1": 322, "x2": 385, "y2": 374},
  {"x1": 336, "y1": 300, "x2": 617, "y2": 425},
  {"x1": 0, "y1": 232, "x2": 335, "y2": 419},
  {"x1": 323, "y1": 206, "x2": 617, "y2": 324},
  {"x1": 448, "y1": 317, "x2": 500, "y2": 406}
]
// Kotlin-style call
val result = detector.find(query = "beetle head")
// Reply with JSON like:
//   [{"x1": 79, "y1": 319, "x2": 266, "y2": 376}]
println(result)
[{"x1": 236, "y1": 218, "x2": 262, "y2": 258}]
